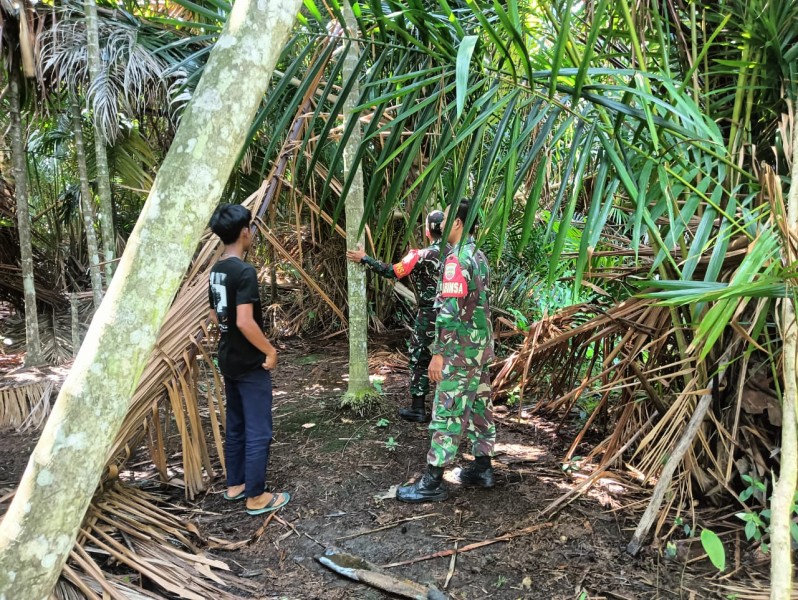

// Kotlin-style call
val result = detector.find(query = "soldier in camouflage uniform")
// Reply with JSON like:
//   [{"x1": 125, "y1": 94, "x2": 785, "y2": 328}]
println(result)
[
  {"x1": 346, "y1": 211, "x2": 446, "y2": 422},
  {"x1": 397, "y1": 199, "x2": 496, "y2": 503}
]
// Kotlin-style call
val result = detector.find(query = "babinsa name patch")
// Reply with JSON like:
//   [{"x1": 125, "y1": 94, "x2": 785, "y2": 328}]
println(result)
[{"x1": 441, "y1": 256, "x2": 467, "y2": 298}]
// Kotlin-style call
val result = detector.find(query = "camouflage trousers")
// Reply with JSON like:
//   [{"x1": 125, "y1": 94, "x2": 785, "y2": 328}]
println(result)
[
  {"x1": 427, "y1": 363, "x2": 495, "y2": 467},
  {"x1": 408, "y1": 308, "x2": 435, "y2": 398}
]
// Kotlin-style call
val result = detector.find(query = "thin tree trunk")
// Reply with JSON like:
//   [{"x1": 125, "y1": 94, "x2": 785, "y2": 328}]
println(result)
[
  {"x1": 342, "y1": 0, "x2": 370, "y2": 394},
  {"x1": 84, "y1": 0, "x2": 116, "y2": 284},
  {"x1": 71, "y1": 101, "x2": 104, "y2": 309},
  {"x1": 8, "y1": 71, "x2": 43, "y2": 367},
  {"x1": 771, "y1": 98, "x2": 798, "y2": 600},
  {"x1": 0, "y1": 0, "x2": 300, "y2": 596},
  {"x1": 70, "y1": 293, "x2": 80, "y2": 357}
]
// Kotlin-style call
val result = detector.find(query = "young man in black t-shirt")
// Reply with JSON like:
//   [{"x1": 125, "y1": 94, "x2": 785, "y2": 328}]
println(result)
[{"x1": 208, "y1": 204, "x2": 290, "y2": 515}]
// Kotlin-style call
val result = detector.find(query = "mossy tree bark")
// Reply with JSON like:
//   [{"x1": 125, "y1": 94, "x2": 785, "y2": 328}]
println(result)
[
  {"x1": 342, "y1": 0, "x2": 372, "y2": 396},
  {"x1": 84, "y1": 0, "x2": 116, "y2": 284},
  {"x1": 8, "y1": 71, "x2": 43, "y2": 367},
  {"x1": 71, "y1": 101, "x2": 105, "y2": 309},
  {"x1": 0, "y1": 0, "x2": 301, "y2": 597},
  {"x1": 771, "y1": 98, "x2": 798, "y2": 600}
]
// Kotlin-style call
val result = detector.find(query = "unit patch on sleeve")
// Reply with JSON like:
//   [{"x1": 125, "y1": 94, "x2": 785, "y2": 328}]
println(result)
[
  {"x1": 393, "y1": 250, "x2": 419, "y2": 279},
  {"x1": 441, "y1": 256, "x2": 467, "y2": 298},
  {"x1": 393, "y1": 249, "x2": 420, "y2": 278}
]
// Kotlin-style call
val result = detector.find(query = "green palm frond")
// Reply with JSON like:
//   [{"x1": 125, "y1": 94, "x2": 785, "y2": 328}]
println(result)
[
  {"x1": 138, "y1": 0, "x2": 796, "y2": 368},
  {"x1": 40, "y1": 4, "x2": 178, "y2": 144}
]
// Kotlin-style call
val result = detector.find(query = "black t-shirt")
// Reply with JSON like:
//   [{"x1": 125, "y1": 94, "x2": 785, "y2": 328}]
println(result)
[{"x1": 208, "y1": 257, "x2": 265, "y2": 378}]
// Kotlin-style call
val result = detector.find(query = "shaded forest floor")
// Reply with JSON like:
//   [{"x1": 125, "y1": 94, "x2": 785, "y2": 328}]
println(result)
[{"x1": 0, "y1": 335, "x2": 770, "y2": 599}]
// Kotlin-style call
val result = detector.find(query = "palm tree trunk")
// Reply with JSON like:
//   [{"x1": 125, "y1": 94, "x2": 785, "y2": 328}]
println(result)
[
  {"x1": 71, "y1": 100, "x2": 104, "y2": 309},
  {"x1": 70, "y1": 293, "x2": 81, "y2": 356},
  {"x1": 0, "y1": 0, "x2": 301, "y2": 595},
  {"x1": 342, "y1": 0, "x2": 371, "y2": 395},
  {"x1": 8, "y1": 70, "x2": 43, "y2": 366},
  {"x1": 84, "y1": 0, "x2": 116, "y2": 284},
  {"x1": 771, "y1": 99, "x2": 798, "y2": 600}
]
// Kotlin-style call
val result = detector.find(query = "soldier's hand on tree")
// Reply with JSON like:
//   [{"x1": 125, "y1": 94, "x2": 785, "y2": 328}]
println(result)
[
  {"x1": 263, "y1": 350, "x2": 278, "y2": 370},
  {"x1": 428, "y1": 354, "x2": 443, "y2": 382},
  {"x1": 346, "y1": 246, "x2": 366, "y2": 263}
]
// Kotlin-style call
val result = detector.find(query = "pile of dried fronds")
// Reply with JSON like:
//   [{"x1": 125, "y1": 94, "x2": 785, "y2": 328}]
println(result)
[
  {"x1": 492, "y1": 256, "x2": 779, "y2": 543},
  {"x1": 0, "y1": 180, "x2": 91, "y2": 311},
  {"x1": 54, "y1": 483, "x2": 258, "y2": 599},
  {"x1": 1, "y1": 295, "x2": 92, "y2": 365},
  {"x1": 0, "y1": 364, "x2": 68, "y2": 430},
  {"x1": 257, "y1": 223, "x2": 349, "y2": 338}
]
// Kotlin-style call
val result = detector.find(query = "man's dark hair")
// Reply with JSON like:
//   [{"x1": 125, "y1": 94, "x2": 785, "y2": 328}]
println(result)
[
  {"x1": 453, "y1": 199, "x2": 478, "y2": 234},
  {"x1": 427, "y1": 210, "x2": 445, "y2": 239},
  {"x1": 210, "y1": 204, "x2": 251, "y2": 245}
]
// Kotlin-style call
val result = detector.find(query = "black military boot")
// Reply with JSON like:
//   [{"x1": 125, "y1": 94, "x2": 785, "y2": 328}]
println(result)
[
  {"x1": 396, "y1": 465, "x2": 449, "y2": 503},
  {"x1": 457, "y1": 455, "x2": 495, "y2": 488},
  {"x1": 398, "y1": 394, "x2": 429, "y2": 422}
]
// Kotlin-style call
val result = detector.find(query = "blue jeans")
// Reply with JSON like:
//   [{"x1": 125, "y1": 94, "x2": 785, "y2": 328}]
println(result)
[{"x1": 223, "y1": 368, "x2": 273, "y2": 498}]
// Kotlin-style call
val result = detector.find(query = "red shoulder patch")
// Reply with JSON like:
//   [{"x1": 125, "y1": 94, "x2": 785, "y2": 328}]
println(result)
[
  {"x1": 393, "y1": 249, "x2": 419, "y2": 278},
  {"x1": 441, "y1": 256, "x2": 467, "y2": 298}
]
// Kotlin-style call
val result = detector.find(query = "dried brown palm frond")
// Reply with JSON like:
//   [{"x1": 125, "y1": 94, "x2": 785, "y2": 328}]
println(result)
[
  {"x1": 1, "y1": 297, "x2": 91, "y2": 364},
  {"x1": 17, "y1": 378, "x2": 56, "y2": 431},
  {"x1": 0, "y1": 364, "x2": 66, "y2": 429},
  {"x1": 491, "y1": 244, "x2": 780, "y2": 540},
  {"x1": 279, "y1": 179, "x2": 347, "y2": 238},
  {"x1": 255, "y1": 219, "x2": 348, "y2": 326},
  {"x1": 714, "y1": 581, "x2": 798, "y2": 600},
  {"x1": 369, "y1": 350, "x2": 409, "y2": 372},
  {"x1": 102, "y1": 274, "x2": 224, "y2": 498},
  {"x1": 0, "y1": 264, "x2": 65, "y2": 309},
  {"x1": 56, "y1": 483, "x2": 258, "y2": 600}
]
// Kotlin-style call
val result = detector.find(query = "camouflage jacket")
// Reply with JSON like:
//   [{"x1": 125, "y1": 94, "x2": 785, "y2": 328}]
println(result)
[
  {"x1": 361, "y1": 243, "x2": 444, "y2": 311},
  {"x1": 431, "y1": 237, "x2": 494, "y2": 367}
]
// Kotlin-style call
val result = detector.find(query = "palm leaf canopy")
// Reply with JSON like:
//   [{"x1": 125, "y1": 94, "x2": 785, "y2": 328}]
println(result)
[{"x1": 126, "y1": 0, "x2": 798, "y2": 527}]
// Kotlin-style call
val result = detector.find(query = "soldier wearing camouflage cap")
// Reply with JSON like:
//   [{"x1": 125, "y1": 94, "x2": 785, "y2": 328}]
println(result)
[
  {"x1": 397, "y1": 199, "x2": 496, "y2": 503},
  {"x1": 346, "y1": 210, "x2": 447, "y2": 422}
]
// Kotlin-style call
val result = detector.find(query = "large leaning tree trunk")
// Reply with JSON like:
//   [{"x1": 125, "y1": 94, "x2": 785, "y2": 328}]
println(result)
[
  {"x1": 341, "y1": 0, "x2": 374, "y2": 407},
  {"x1": 8, "y1": 70, "x2": 43, "y2": 367},
  {"x1": 0, "y1": 0, "x2": 301, "y2": 596},
  {"x1": 71, "y1": 100, "x2": 105, "y2": 309},
  {"x1": 771, "y1": 98, "x2": 798, "y2": 600},
  {"x1": 84, "y1": 0, "x2": 116, "y2": 285}
]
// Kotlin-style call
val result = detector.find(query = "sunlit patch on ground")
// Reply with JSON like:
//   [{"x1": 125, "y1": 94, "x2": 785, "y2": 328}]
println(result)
[{"x1": 493, "y1": 441, "x2": 547, "y2": 463}]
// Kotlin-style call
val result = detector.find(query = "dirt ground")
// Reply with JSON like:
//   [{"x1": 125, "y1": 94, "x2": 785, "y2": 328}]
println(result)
[{"x1": 0, "y1": 335, "x2": 767, "y2": 600}]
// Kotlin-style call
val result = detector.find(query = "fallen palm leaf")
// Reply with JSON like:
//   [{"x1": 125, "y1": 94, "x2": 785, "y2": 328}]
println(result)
[
  {"x1": 54, "y1": 483, "x2": 256, "y2": 599},
  {"x1": 319, "y1": 548, "x2": 448, "y2": 600},
  {"x1": 0, "y1": 364, "x2": 68, "y2": 429},
  {"x1": 542, "y1": 411, "x2": 658, "y2": 516}
]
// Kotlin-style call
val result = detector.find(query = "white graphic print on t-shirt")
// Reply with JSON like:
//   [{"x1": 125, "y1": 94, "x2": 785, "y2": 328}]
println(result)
[{"x1": 210, "y1": 271, "x2": 229, "y2": 332}]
